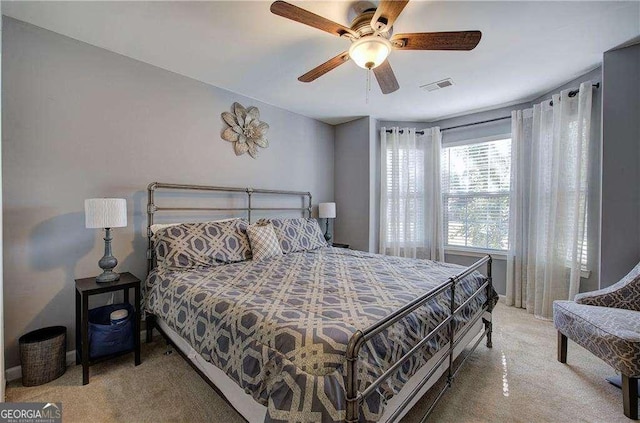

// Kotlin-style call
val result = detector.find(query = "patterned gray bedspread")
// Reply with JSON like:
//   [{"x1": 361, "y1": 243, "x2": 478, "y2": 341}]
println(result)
[{"x1": 145, "y1": 247, "x2": 494, "y2": 422}]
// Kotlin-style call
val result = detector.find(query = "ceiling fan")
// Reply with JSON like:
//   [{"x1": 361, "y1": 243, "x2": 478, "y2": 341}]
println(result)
[{"x1": 270, "y1": 0, "x2": 481, "y2": 94}]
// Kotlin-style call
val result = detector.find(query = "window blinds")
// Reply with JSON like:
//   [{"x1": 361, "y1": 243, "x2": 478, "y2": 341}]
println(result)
[{"x1": 442, "y1": 139, "x2": 511, "y2": 250}]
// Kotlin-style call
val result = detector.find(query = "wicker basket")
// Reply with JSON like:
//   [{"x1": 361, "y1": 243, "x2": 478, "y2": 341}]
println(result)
[{"x1": 19, "y1": 326, "x2": 66, "y2": 386}]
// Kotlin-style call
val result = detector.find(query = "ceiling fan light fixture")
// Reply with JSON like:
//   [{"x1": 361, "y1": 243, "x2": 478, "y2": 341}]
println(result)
[{"x1": 348, "y1": 36, "x2": 392, "y2": 70}]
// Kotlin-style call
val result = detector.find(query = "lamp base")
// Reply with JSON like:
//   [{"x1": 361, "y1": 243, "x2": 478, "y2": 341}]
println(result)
[
  {"x1": 324, "y1": 218, "x2": 333, "y2": 242},
  {"x1": 96, "y1": 270, "x2": 120, "y2": 283},
  {"x1": 96, "y1": 228, "x2": 120, "y2": 283}
]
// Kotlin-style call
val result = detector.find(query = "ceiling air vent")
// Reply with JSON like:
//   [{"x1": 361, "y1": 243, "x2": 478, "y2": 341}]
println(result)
[{"x1": 420, "y1": 78, "x2": 455, "y2": 92}]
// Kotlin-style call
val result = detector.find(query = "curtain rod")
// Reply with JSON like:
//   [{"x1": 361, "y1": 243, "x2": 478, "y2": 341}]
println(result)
[
  {"x1": 385, "y1": 83, "x2": 600, "y2": 135},
  {"x1": 549, "y1": 82, "x2": 599, "y2": 106},
  {"x1": 386, "y1": 116, "x2": 510, "y2": 135}
]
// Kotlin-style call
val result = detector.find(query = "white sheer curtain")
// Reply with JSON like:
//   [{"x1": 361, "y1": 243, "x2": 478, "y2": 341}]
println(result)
[
  {"x1": 380, "y1": 127, "x2": 445, "y2": 261},
  {"x1": 506, "y1": 81, "x2": 594, "y2": 319}
]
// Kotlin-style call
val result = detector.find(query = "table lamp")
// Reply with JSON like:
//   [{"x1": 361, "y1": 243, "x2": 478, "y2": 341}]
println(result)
[
  {"x1": 85, "y1": 198, "x2": 127, "y2": 283},
  {"x1": 318, "y1": 202, "x2": 336, "y2": 243}
]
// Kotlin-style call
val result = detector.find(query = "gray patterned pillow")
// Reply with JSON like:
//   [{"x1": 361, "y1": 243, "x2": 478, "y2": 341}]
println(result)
[
  {"x1": 257, "y1": 218, "x2": 327, "y2": 254},
  {"x1": 247, "y1": 223, "x2": 283, "y2": 261},
  {"x1": 154, "y1": 219, "x2": 252, "y2": 268}
]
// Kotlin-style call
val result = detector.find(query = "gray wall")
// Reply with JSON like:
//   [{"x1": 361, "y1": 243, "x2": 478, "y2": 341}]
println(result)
[
  {"x1": 333, "y1": 116, "x2": 381, "y2": 253},
  {"x1": 2, "y1": 18, "x2": 335, "y2": 368},
  {"x1": 334, "y1": 117, "x2": 372, "y2": 252},
  {"x1": 0, "y1": 2, "x2": 5, "y2": 394},
  {"x1": 601, "y1": 43, "x2": 640, "y2": 287},
  {"x1": 369, "y1": 118, "x2": 380, "y2": 253}
]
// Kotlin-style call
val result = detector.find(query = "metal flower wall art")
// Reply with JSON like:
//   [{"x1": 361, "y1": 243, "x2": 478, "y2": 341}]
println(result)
[{"x1": 221, "y1": 102, "x2": 269, "y2": 159}]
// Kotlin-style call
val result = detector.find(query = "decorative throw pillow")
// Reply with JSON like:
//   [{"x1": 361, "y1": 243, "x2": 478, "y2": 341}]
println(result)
[
  {"x1": 154, "y1": 219, "x2": 252, "y2": 268},
  {"x1": 257, "y1": 218, "x2": 327, "y2": 254},
  {"x1": 246, "y1": 223, "x2": 283, "y2": 261}
]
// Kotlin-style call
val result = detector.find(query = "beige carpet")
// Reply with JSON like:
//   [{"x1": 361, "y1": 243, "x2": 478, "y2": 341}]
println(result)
[{"x1": 6, "y1": 303, "x2": 634, "y2": 422}]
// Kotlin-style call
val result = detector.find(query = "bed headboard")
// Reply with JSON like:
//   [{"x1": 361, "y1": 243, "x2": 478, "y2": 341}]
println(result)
[{"x1": 146, "y1": 182, "x2": 312, "y2": 273}]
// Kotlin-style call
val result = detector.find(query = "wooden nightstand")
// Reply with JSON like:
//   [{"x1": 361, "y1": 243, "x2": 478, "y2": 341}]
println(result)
[
  {"x1": 75, "y1": 272, "x2": 141, "y2": 385},
  {"x1": 332, "y1": 243, "x2": 350, "y2": 249}
]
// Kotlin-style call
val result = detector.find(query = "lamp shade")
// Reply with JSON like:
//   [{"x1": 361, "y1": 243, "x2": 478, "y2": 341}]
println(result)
[
  {"x1": 84, "y1": 198, "x2": 127, "y2": 229},
  {"x1": 319, "y1": 202, "x2": 336, "y2": 219}
]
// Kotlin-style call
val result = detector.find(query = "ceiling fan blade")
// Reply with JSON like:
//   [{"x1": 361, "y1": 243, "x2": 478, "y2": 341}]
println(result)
[
  {"x1": 298, "y1": 51, "x2": 350, "y2": 83},
  {"x1": 371, "y1": 0, "x2": 409, "y2": 32},
  {"x1": 270, "y1": 1, "x2": 356, "y2": 38},
  {"x1": 392, "y1": 31, "x2": 482, "y2": 50},
  {"x1": 373, "y1": 60, "x2": 400, "y2": 94}
]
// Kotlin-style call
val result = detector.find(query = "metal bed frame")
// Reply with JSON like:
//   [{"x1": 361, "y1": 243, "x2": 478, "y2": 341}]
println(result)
[
  {"x1": 145, "y1": 182, "x2": 312, "y2": 272},
  {"x1": 144, "y1": 182, "x2": 494, "y2": 423}
]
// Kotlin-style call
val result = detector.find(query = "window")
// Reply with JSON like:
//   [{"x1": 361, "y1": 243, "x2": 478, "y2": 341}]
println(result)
[{"x1": 442, "y1": 138, "x2": 511, "y2": 251}]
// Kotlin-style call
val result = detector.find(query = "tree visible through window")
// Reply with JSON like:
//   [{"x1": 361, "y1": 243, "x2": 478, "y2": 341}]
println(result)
[{"x1": 442, "y1": 138, "x2": 511, "y2": 251}]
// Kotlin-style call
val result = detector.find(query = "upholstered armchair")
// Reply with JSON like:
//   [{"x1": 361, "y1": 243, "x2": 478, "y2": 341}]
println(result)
[
  {"x1": 574, "y1": 262, "x2": 640, "y2": 311},
  {"x1": 554, "y1": 262, "x2": 640, "y2": 420}
]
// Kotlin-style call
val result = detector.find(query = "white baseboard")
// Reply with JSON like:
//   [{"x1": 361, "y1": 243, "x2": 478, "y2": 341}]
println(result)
[{"x1": 5, "y1": 330, "x2": 149, "y2": 382}]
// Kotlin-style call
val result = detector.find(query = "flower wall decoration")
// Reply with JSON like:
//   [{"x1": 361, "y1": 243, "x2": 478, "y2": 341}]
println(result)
[{"x1": 221, "y1": 102, "x2": 269, "y2": 159}]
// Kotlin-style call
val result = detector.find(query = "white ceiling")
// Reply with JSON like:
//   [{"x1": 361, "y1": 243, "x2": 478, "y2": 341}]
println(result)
[{"x1": 3, "y1": 1, "x2": 640, "y2": 125}]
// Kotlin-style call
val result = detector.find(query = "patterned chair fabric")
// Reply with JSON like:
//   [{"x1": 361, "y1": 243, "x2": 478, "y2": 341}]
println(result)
[
  {"x1": 257, "y1": 218, "x2": 327, "y2": 254},
  {"x1": 154, "y1": 219, "x2": 252, "y2": 268},
  {"x1": 553, "y1": 301, "x2": 640, "y2": 377},
  {"x1": 574, "y1": 261, "x2": 640, "y2": 311}
]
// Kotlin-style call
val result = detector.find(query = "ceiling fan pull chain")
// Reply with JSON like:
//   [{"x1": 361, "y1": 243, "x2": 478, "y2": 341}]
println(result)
[{"x1": 366, "y1": 68, "x2": 371, "y2": 104}]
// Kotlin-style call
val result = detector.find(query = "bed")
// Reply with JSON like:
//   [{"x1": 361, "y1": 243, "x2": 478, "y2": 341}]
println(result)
[{"x1": 144, "y1": 182, "x2": 497, "y2": 423}]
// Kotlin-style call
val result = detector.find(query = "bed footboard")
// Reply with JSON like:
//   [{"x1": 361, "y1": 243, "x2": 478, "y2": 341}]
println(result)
[{"x1": 345, "y1": 255, "x2": 494, "y2": 423}]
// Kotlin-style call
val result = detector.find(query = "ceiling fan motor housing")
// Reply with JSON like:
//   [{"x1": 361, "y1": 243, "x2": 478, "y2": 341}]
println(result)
[
  {"x1": 349, "y1": 9, "x2": 393, "y2": 38},
  {"x1": 348, "y1": 1, "x2": 377, "y2": 23}
]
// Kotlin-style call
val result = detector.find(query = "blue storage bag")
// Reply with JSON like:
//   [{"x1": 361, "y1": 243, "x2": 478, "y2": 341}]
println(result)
[{"x1": 88, "y1": 303, "x2": 134, "y2": 359}]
